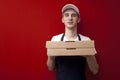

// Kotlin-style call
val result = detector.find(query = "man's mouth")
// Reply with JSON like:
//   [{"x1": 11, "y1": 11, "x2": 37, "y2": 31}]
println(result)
[{"x1": 67, "y1": 22, "x2": 73, "y2": 24}]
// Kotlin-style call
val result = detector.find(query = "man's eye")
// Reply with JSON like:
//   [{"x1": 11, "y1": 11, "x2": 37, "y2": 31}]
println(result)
[
  {"x1": 72, "y1": 14, "x2": 77, "y2": 17},
  {"x1": 64, "y1": 14, "x2": 69, "y2": 17}
]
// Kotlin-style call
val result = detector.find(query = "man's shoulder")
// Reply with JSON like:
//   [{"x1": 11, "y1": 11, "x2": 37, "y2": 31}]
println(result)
[
  {"x1": 79, "y1": 34, "x2": 91, "y2": 41},
  {"x1": 51, "y1": 33, "x2": 63, "y2": 41}
]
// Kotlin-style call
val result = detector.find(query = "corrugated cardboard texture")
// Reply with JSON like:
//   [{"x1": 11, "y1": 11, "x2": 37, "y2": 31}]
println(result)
[
  {"x1": 46, "y1": 41, "x2": 95, "y2": 48},
  {"x1": 47, "y1": 48, "x2": 96, "y2": 56},
  {"x1": 46, "y1": 40, "x2": 96, "y2": 56}
]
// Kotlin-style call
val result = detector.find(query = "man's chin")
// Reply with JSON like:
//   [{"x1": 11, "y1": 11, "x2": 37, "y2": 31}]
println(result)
[{"x1": 66, "y1": 26, "x2": 75, "y2": 29}]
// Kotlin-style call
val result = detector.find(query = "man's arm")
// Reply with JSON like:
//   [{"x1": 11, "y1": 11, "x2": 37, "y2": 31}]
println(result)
[
  {"x1": 47, "y1": 56, "x2": 56, "y2": 71},
  {"x1": 86, "y1": 55, "x2": 99, "y2": 75}
]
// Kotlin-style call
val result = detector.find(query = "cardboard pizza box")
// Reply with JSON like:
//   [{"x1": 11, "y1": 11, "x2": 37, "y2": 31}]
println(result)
[{"x1": 46, "y1": 40, "x2": 96, "y2": 56}]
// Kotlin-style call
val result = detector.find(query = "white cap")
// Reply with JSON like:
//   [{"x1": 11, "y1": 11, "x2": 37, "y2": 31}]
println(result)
[{"x1": 62, "y1": 4, "x2": 80, "y2": 16}]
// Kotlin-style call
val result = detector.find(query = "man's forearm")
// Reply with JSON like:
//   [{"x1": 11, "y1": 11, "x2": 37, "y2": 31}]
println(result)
[
  {"x1": 86, "y1": 56, "x2": 99, "y2": 75},
  {"x1": 47, "y1": 56, "x2": 56, "y2": 71}
]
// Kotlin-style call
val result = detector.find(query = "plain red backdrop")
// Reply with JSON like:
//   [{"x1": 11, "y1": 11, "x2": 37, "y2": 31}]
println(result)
[{"x1": 0, "y1": 0, "x2": 120, "y2": 80}]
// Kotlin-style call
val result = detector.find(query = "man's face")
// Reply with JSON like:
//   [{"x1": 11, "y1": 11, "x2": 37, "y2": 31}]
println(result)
[{"x1": 62, "y1": 9, "x2": 80, "y2": 29}]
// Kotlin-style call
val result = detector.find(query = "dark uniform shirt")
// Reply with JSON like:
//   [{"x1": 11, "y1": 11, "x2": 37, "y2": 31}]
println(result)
[{"x1": 55, "y1": 34, "x2": 86, "y2": 80}]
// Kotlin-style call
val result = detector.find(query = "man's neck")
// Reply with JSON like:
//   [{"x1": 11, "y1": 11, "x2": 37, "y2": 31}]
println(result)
[{"x1": 65, "y1": 27, "x2": 78, "y2": 40}]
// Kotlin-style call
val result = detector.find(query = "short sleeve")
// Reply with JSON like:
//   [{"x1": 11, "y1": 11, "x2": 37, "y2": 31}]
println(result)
[
  {"x1": 51, "y1": 36, "x2": 57, "y2": 41},
  {"x1": 51, "y1": 34, "x2": 63, "y2": 41}
]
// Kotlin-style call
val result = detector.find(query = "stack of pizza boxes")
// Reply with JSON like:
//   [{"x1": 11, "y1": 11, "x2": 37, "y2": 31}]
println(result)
[{"x1": 46, "y1": 40, "x2": 96, "y2": 56}]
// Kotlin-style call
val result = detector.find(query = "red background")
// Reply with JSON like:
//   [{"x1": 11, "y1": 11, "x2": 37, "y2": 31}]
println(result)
[{"x1": 0, "y1": 0, "x2": 120, "y2": 80}]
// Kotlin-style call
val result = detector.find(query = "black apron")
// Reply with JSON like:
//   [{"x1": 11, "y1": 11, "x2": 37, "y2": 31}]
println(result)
[{"x1": 55, "y1": 34, "x2": 86, "y2": 80}]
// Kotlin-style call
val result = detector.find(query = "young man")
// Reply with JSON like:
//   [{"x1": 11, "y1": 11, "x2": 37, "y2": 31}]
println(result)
[{"x1": 47, "y1": 4, "x2": 99, "y2": 80}]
